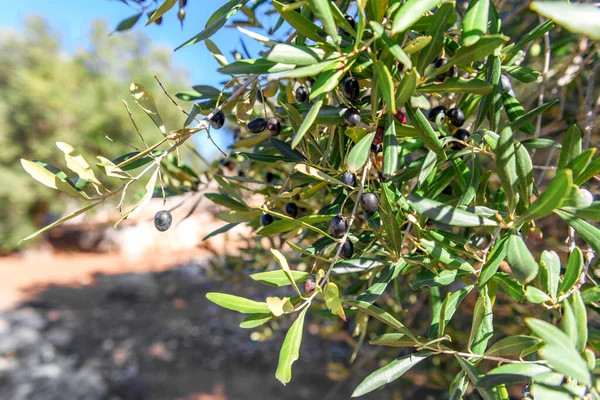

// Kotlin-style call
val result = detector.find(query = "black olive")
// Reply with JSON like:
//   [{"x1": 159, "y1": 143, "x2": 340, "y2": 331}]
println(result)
[
  {"x1": 329, "y1": 216, "x2": 348, "y2": 237},
  {"x1": 341, "y1": 172, "x2": 357, "y2": 187},
  {"x1": 256, "y1": 90, "x2": 264, "y2": 103},
  {"x1": 210, "y1": 110, "x2": 225, "y2": 129},
  {"x1": 247, "y1": 117, "x2": 267, "y2": 133},
  {"x1": 452, "y1": 129, "x2": 470, "y2": 150},
  {"x1": 260, "y1": 214, "x2": 274, "y2": 226},
  {"x1": 295, "y1": 85, "x2": 309, "y2": 102},
  {"x1": 337, "y1": 14, "x2": 356, "y2": 35},
  {"x1": 266, "y1": 117, "x2": 281, "y2": 136},
  {"x1": 154, "y1": 210, "x2": 172, "y2": 232},
  {"x1": 360, "y1": 193, "x2": 379, "y2": 214},
  {"x1": 428, "y1": 106, "x2": 447, "y2": 123},
  {"x1": 447, "y1": 108, "x2": 465, "y2": 127},
  {"x1": 284, "y1": 202, "x2": 298, "y2": 218},
  {"x1": 342, "y1": 76, "x2": 360, "y2": 101},
  {"x1": 343, "y1": 108, "x2": 361, "y2": 126},
  {"x1": 339, "y1": 240, "x2": 354, "y2": 259}
]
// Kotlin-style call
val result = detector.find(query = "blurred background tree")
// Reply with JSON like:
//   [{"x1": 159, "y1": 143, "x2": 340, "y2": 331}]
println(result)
[{"x1": 0, "y1": 16, "x2": 190, "y2": 251}]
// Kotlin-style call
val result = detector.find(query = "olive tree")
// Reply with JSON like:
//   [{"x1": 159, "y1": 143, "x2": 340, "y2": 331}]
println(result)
[{"x1": 20, "y1": 0, "x2": 600, "y2": 398}]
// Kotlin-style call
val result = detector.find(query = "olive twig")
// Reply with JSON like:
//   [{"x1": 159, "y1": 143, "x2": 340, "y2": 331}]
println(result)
[{"x1": 322, "y1": 159, "x2": 372, "y2": 284}]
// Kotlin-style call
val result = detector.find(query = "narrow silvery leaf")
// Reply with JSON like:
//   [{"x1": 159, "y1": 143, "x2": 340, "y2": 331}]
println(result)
[
  {"x1": 525, "y1": 318, "x2": 592, "y2": 386},
  {"x1": 206, "y1": 292, "x2": 271, "y2": 314},
  {"x1": 405, "y1": 104, "x2": 445, "y2": 159},
  {"x1": 382, "y1": 114, "x2": 398, "y2": 179},
  {"x1": 345, "y1": 299, "x2": 416, "y2": 340},
  {"x1": 568, "y1": 291, "x2": 588, "y2": 353},
  {"x1": 417, "y1": 78, "x2": 493, "y2": 95},
  {"x1": 430, "y1": 286, "x2": 473, "y2": 338},
  {"x1": 146, "y1": 0, "x2": 177, "y2": 25},
  {"x1": 530, "y1": 2, "x2": 600, "y2": 40},
  {"x1": 352, "y1": 351, "x2": 433, "y2": 397},
  {"x1": 418, "y1": 150, "x2": 438, "y2": 188},
  {"x1": 291, "y1": 95, "x2": 323, "y2": 149},
  {"x1": 559, "y1": 247, "x2": 583, "y2": 295},
  {"x1": 468, "y1": 285, "x2": 494, "y2": 354},
  {"x1": 266, "y1": 43, "x2": 322, "y2": 66},
  {"x1": 540, "y1": 250, "x2": 561, "y2": 299},
  {"x1": 408, "y1": 194, "x2": 498, "y2": 227},
  {"x1": 21, "y1": 159, "x2": 88, "y2": 200},
  {"x1": 514, "y1": 141, "x2": 533, "y2": 208},
  {"x1": 525, "y1": 286, "x2": 551, "y2": 304},
  {"x1": 115, "y1": 13, "x2": 143, "y2": 32},
  {"x1": 561, "y1": 298, "x2": 578, "y2": 348},
  {"x1": 272, "y1": 0, "x2": 327, "y2": 43},
  {"x1": 20, "y1": 201, "x2": 103, "y2": 243},
  {"x1": 479, "y1": 234, "x2": 510, "y2": 287},
  {"x1": 430, "y1": 35, "x2": 508, "y2": 78},
  {"x1": 395, "y1": 67, "x2": 419, "y2": 107},
  {"x1": 557, "y1": 124, "x2": 583, "y2": 169},
  {"x1": 251, "y1": 270, "x2": 309, "y2": 287},
  {"x1": 391, "y1": 0, "x2": 439, "y2": 34},
  {"x1": 555, "y1": 210, "x2": 600, "y2": 254},
  {"x1": 515, "y1": 169, "x2": 572, "y2": 225},
  {"x1": 475, "y1": 55, "x2": 501, "y2": 130},
  {"x1": 347, "y1": 132, "x2": 376, "y2": 172},
  {"x1": 307, "y1": 0, "x2": 340, "y2": 43},
  {"x1": 374, "y1": 61, "x2": 396, "y2": 113},
  {"x1": 495, "y1": 126, "x2": 519, "y2": 214},
  {"x1": 130, "y1": 83, "x2": 167, "y2": 135},
  {"x1": 463, "y1": 0, "x2": 490, "y2": 46},
  {"x1": 417, "y1": 3, "x2": 453, "y2": 73},
  {"x1": 484, "y1": 335, "x2": 542, "y2": 358},
  {"x1": 275, "y1": 307, "x2": 308, "y2": 385},
  {"x1": 505, "y1": 232, "x2": 539, "y2": 284},
  {"x1": 477, "y1": 363, "x2": 552, "y2": 388}
]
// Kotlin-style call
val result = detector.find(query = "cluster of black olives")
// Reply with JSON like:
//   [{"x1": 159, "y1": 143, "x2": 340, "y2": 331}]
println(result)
[
  {"x1": 428, "y1": 105, "x2": 470, "y2": 149},
  {"x1": 260, "y1": 201, "x2": 299, "y2": 227},
  {"x1": 213, "y1": 47, "x2": 464, "y2": 260},
  {"x1": 326, "y1": 191, "x2": 380, "y2": 260}
]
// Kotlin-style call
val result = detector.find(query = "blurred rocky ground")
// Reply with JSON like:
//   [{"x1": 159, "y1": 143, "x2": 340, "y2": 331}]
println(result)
[{"x1": 0, "y1": 260, "x2": 432, "y2": 400}]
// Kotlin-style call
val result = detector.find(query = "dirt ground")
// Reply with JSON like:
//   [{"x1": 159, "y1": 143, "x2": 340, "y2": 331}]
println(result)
[
  {"x1": 0, "y1": 249, "x2": 212, "y2": 310},
  {"x1": 0, "y1": 248, "x2": 425, "y2": 400}
]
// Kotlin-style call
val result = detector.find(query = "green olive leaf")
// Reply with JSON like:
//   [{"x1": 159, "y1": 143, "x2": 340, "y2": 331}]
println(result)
[{"x1": 275, "y1": 307, "x2": 308, "y2": 385}]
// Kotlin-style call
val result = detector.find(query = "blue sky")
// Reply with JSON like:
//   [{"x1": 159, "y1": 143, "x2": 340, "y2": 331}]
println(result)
[
  {"x1": 0, "y1": 0, "x2": 281, "y2": 159},
  {"x1": 0, "y1": 0, "x2": 269, "y2": 85}
]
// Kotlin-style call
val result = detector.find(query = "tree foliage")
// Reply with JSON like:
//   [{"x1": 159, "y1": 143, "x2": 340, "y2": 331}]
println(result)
[
  {"x1": 0, "y1": 17, "x2": 189, "y2": 250},
  {"x1": 20, "y1": 0, "x2": 600, "y2": 398}
]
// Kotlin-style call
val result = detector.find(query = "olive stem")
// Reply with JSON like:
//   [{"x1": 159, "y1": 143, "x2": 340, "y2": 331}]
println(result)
[
  {"x1": 322, "y1": 159, "x2": 372, "y2": 284},
  {"x1": 294, "y1": 291, "x2": 319, "y2": 313},
  {"x1": 534, "y1": 16, "x2": 551, "y2": 137},
  {"x1": 90, "y1": 73, "x2": 260, "y2": 205},
  {"x1": 583, "y1": 54, "x2": 600, "y2": 150}
]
